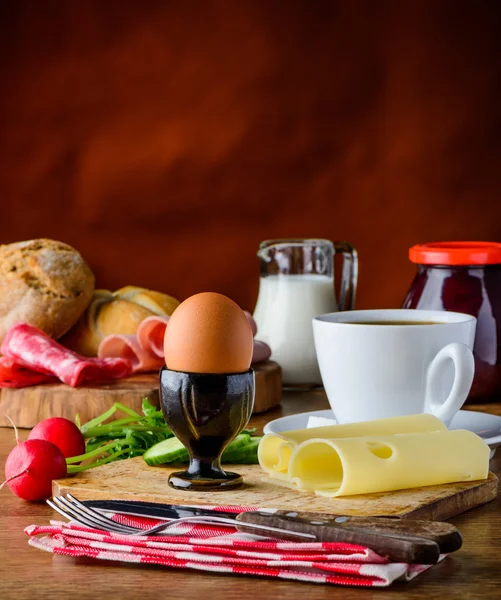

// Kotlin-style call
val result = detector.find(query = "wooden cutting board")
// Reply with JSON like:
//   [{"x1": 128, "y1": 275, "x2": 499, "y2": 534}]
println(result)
[
  {"x1": 0, "y1": 361, "x2": 282, "y2": 428},
  {"x1": 53, "y1": 457, "x2": 498, "y2": 521}
]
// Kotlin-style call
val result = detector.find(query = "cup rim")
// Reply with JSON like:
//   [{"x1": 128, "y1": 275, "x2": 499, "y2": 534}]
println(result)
[
  {"x1": 160, "y1": 366, "x2": 255, "y2": 377},
  {"x1": 313, "y1": 309, "x2": 476, "y2": 326}
]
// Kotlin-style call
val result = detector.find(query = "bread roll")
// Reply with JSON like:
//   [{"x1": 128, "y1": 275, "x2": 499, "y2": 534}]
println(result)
[
  {"x1": 62, "y1": 286, "x2": 180, "y2": 356},
  {"x1": 115, "y1": 286, "x2": 180, "y2": 316},
  {"x1": 0, "y1": 238, "x2": 95, "y2": 343},
  {"x1": 59, "y1": 289, "x2": 114, "y2": 356}
]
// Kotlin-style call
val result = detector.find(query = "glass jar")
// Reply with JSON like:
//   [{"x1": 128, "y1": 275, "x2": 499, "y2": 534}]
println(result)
[{"x1": 403, "y1": 242, "x2": 501, "y2": 403}]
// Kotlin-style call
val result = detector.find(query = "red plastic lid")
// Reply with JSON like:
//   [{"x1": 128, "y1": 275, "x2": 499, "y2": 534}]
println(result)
[{"x1": 409, "y1": 241, "x2": 501, "y2": 265}]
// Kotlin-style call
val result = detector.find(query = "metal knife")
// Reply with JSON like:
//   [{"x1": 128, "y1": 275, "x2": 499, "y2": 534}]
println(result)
[
  {"x1": 83, "y1": 499, "x2": 462, "y2": 564},
  {"x1": 84, "y1": 499, "x2": 239, "y2": 521}
]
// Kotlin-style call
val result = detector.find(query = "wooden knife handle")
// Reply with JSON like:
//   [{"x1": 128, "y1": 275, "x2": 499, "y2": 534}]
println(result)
[
  {"x1": 271, "y1": 511, "x2": 462, "y2": 554},
  {"x1": 235, "y1": 512, "x2": 453, "y2": 564}
]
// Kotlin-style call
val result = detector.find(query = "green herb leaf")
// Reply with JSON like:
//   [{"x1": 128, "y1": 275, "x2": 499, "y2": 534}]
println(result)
[{"x1": 71, "y1": 398, "x2": 258, "y2": 472}]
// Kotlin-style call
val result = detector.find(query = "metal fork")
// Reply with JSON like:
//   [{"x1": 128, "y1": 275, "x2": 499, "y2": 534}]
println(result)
[
  {"x1": 47, "y1": 494, "x2": 315, "y2": 539},
  {"x1": 47, "y1": 494, "x2": 241, "y2": 536}
]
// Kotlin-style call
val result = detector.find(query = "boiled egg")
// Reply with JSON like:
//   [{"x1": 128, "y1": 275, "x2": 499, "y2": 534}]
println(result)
[{"x1": 163, "y1": 292, "x2": 253, "y2": 373}]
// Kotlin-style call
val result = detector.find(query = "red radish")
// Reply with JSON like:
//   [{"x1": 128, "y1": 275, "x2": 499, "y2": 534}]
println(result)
[
  {"x1": 1, "y1": 439, "x2": 67, "y2": 501},
  {"x1": 28, "y1": 417, "x2": 85, "y2": 459}
]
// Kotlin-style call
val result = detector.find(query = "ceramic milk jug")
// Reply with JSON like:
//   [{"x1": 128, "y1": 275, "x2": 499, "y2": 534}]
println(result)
[{"x1": 253, "y1": 238, "x2": 358, "y2": 387}]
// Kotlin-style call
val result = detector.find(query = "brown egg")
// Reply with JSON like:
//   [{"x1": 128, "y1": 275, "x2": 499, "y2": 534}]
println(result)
[{"x1": 163, "y1": 292, "x2": 254, "y2": 373}]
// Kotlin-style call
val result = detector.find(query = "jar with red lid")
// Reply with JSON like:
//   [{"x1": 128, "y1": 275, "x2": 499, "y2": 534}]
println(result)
[{"x1": 403, "y1": 242, "x2": 501, "y2": 403}]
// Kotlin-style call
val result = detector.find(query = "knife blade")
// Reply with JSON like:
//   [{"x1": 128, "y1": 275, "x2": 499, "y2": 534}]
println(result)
[
  {"x1": 83, "y1": 499, "x2": 239, "y2": 521},
  {"x1": 82, "y1": 500, "x2": 461, "y2": 564}
]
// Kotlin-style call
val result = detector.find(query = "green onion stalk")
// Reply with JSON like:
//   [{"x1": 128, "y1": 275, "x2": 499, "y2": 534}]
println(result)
[{"x1": 66, "y1": 399, "x2": 173, "y2": 474}]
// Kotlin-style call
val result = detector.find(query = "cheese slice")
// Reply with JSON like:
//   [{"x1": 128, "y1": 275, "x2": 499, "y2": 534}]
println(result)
[
  {"x1": 287, "y1": 429, "x2": 490, "y2": 497},
  {"x1": 258, "y1": 413, "x2": 446, "y2": 479}
]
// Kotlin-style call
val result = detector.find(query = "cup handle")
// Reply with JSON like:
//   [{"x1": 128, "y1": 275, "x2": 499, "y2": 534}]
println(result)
[
  {"x1": 424, "y1": 342, "x2": 475, "y2": 421},
  {"x1": 333, "y1": 241, "x2": 358, "y2": 310}
]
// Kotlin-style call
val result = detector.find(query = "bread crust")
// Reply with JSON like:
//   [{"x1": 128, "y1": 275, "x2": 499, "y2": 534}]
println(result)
[{"x1": 0, "y1": 238, "x2": 95, "y2": 343}]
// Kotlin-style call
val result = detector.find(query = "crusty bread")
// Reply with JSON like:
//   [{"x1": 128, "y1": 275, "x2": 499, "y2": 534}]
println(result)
[
  {"x1": 115, "y1": 286, "x2": 180, "y2": 316},
  {"x1": 61, "y1": 286, "x2": 180, "y2": 356},
  {"x1": 0, "y1": 238, "x2": 95, "y2": 343},
  {"x1": 59, "y1": 289, "x2": 114, "y2": 356}
]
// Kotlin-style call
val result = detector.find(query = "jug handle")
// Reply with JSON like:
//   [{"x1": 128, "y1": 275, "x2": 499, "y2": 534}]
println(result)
[{"x1": 334, "y1": 241, "x2": 358, "y2": 310}]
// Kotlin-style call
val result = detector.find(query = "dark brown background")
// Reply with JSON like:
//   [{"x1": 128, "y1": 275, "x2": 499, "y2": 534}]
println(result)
[{"x1": 1, "y1": 0, "x2": 500, "y2": 312}]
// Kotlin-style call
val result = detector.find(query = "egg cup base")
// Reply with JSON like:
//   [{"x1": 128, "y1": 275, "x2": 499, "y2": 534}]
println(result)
[{"x1": 168, "y1": 470, "x2": 243, "y2": 491}]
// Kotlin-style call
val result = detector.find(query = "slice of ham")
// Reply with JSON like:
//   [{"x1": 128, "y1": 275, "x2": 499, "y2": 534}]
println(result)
[
  {"x1": 252, "y1": 340, "x2": 272, "y2": 364},
  {"x1": 244, "y1": 311, "x2": 272, "y2": 364},
  {"x1": 244, "y1": 311, "x2": 258, "y2": 337},
  {"x1": 0, "y1": 357, "x2": 57, "y2": 388},
  {"x1": 0, "y1": 323, "x2": 133, "y2": 387},
  {"x1": 98, "y1": 335, "x2": 164, "y2": 373},
  {"x1": 136, "y1": 316, "x2": 170, "y2": 358},
  {"x1": 97, "y1": 311, "x2": 271, "y2": 373},
  {"x1": 136, "y1": 313, "x2": 263, "y2": 359}
]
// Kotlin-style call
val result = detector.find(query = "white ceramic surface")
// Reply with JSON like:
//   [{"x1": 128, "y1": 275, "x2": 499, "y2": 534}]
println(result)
[
  {"x1": 263, "y1": 408, "x2": 501, "y2": 459},
  {"x1": 313, "y1": 309, "x2": 476, "y2": 424}
]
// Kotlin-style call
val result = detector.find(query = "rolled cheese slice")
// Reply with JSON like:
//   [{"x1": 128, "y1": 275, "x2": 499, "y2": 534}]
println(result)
[
  {"x1": 258, "y1": 413, "x2": 446, "y2": 480},
  {"x1": 288, "y1": 429, "x2": 490, "y2": 497}
]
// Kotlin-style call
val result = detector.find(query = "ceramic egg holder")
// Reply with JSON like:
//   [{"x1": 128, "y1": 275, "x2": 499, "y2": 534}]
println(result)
[{"x1": 159, "y1": 366, "x2": 255, "y2": 491}]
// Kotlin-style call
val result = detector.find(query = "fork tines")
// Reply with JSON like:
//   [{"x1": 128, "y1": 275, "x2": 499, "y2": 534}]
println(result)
[{"x1": 47, "y1": 494, "x2": 142, "y2": 535}]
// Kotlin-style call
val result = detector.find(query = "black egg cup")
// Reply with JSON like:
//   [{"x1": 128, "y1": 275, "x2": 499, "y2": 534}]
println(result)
[{"x1": 159, "y1": 366, "x2": 255, "y2": 491}]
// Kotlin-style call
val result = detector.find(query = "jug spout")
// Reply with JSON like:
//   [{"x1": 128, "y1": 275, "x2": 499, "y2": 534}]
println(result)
[{"x1": 257, "y1": 245, "x2": 273, "y2": 263}]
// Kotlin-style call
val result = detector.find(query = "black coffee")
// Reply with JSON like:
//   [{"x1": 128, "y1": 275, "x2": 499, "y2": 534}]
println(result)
[{"x1": 344, "y1": 320, "x2": 442, "y2": 326}]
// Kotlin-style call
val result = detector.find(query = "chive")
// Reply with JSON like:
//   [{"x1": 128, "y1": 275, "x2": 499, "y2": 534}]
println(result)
[
  {"x1": 65, "y1": 440, "x2": 124, "y2": 464},
  {"x1": 80, "y1": 402, "x2": 141, "y2": 435},
  {"x1": 80, "y1": 404, "x2": 118, "y2": 434},
  {"x1": 67, "y1": 448, "x2": 134, "y2": 473}
]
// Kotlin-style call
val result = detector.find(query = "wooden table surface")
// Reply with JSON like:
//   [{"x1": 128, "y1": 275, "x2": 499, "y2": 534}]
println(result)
[{"x1": 1, "y1": 391, "x2": 500, "y2": 600}]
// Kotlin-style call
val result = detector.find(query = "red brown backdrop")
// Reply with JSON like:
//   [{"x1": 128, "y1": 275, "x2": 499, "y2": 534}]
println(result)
[{"x1": 1, "y1": 0, "x2": 500, "y2": 312}]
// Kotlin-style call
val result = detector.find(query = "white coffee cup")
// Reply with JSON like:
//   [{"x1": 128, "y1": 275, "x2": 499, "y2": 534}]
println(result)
[{"x1": 312, "y1": 309, "x2": 476, "y2": 424}]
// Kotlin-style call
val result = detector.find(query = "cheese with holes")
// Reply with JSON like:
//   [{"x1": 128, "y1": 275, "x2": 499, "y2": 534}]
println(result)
[
  {"x1": 258, "y1": 413, "x2": 446, "y2": 480},
  {"x1": 287, "y1": 430, "x2": 490, "y2": 497}
]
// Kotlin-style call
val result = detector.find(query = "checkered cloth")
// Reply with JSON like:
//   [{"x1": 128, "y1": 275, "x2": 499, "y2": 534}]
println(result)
[{"x1": 25, "y1": 504, "x2": 442, "y2": 587}]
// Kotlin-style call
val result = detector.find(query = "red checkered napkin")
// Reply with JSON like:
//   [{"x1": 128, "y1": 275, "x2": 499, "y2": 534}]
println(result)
[{"x1": 25, "y1": 504, "x2": 442, "y2": 587}]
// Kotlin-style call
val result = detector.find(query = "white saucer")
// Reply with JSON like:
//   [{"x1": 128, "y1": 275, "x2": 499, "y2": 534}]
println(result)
[{"x1": 263, "y1": 409, "x2": 501, "y2": 459}]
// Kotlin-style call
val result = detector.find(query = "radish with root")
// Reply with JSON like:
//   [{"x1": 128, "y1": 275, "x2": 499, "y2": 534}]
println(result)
[
  {"x1": 1, "y1": 439, "x2": 66, "y2": 501},
  {"x1": 1, "y1": 417, "x2": 67, "y2": 501},
  {"x1": 28, "y1": 417, "x2": 85, "y2": 459}
]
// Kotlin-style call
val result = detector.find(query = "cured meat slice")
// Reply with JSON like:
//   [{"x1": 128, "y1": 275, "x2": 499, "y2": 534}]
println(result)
[
  {"x1": 0, "y1": 357, "x2": 56, "y2": 388},
  {"x1": 252, "y1": 340, "x2": 272, "y2": 364},
  {"x1": 1, "y1": 323, "x2": 133, "y2": 387},
  {"x1": 98, "y1": 335, "x2": 164, "y2": 373},
  {"x1": 244, "y1": 311, "x2": 258, "y2": 337},
  {"x1": 136, "y1": 316, "x2": 170, "y2": 358},
  {"x1": 97, "y1": 311, "x2": 270, "y2": 373},
  {"x1": 244, "y1": 311, "x2": 272, "y2": 363}
]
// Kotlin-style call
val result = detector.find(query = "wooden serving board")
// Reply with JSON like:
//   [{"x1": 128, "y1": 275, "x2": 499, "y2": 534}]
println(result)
[
  {"x1": 0, "y1": 361, "x2": 282, "y2": 428},
  {"x1": 53, "y1": 458, "x2": 498, "y2": 521}
]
